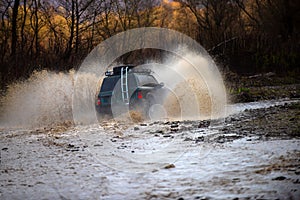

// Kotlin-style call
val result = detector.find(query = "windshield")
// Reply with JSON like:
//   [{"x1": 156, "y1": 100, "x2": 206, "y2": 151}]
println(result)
[{"x1": 100, "y1": 76, "x2": 120, "y2": 92}]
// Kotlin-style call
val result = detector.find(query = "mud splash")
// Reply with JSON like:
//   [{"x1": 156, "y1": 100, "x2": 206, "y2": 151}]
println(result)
[
  {"x1": 0, "y1": 70, "x2": 99, "y2": 128},
  {"x1": 0, "y1": 70, "x2": 73, "y2": 128},
  {"x1": 0, "y1": 48, "x2": 226, "y2": 128},
  {"x1": 149, "y1": 48, "x2": 227, "y2": 121}
]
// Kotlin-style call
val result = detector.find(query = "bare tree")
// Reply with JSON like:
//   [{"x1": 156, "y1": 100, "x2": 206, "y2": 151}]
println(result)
[
  {"x1": 11, "y1": 0, "x2": 20, "y2": 57},
  {"x1": 20, "y1": 0, "x2": 28, "y2": 52},
  {"x1": 32, "y1": 0, "x2": 40, "y2": 57},
  {"x1": 0, "y1": 0, "x2": 12, "y2": 61}
]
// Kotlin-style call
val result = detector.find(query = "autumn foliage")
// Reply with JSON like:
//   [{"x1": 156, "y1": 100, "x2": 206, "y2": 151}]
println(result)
[{"x1": 0, "y1": 0, "x2": 299, "y2": 86}]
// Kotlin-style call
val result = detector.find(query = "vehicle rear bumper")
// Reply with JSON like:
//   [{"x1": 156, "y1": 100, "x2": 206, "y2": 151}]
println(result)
[{"x1": 96, "y1": 105, "x2": 112, "y2": 116}]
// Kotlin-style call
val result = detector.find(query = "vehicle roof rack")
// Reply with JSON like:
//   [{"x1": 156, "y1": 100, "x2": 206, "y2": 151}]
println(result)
[
  {"x1": 105, "y1": 64, "x2": 135, "y2": 76},
  {"x1": 104, "y1": 65, "x2": 152, "y2": 76},
  {"x1": 131, "y1": 68, "x2": 152, "y2": 74},
  {"x1": 113, "y1": 65, "x2": 135, "y2": 75}
]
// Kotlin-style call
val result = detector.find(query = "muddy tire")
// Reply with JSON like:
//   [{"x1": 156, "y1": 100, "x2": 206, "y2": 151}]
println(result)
[{"x1": 144, "y1": 93, "x2": 157, "y2": 118}]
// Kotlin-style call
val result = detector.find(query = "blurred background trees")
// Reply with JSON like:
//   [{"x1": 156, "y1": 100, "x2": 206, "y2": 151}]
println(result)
[{"x1": 0, "y1": 0, "x2": 299, "y2": 86}]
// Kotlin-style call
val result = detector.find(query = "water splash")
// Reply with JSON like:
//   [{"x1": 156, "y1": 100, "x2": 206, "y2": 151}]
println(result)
[
  {"x1": 0, "y1": 70, "x2": 100, "y2": 129},
  {"x1": 0, "y1": 70, "x2": 74, "y2": 128},
  {"x1": 148, "y1": 48, "x2": 227, "y2": 121},
  {"x1": 0, "y1": 48, "x2": 227, "y2": 129}
]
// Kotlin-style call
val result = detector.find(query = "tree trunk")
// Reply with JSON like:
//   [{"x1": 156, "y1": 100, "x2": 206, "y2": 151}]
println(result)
[
  {"x1": 65, "y1": 0, "x2": 76, "y2": 60},
  {"x1": 11, "y1": 0, "x2": 20, "y2": 57},
  {"x1": 21, "y1": 0, "x2": 27, "y2": 52},
  {"x1": 75, "y1": 0, "x2": 79, "y2": 54},
  {"x1": 33, "y1": 0, "x2": 39, "y2": 57}
]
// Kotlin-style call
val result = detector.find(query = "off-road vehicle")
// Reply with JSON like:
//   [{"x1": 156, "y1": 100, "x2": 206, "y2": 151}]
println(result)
[{"x1": 96, "y1": 64, "x2": 164, "y2": 118}]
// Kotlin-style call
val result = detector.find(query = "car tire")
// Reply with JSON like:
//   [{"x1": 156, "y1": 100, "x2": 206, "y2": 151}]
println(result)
[{"x1": 145, "y1": 93, "x2": 156, "y2": 118}]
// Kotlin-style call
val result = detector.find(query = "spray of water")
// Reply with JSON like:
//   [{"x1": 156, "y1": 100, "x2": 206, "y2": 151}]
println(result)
[
  {"x1": 149, "y1": 48, "x2": 227, "y2": 121},
  {"x1": 0, "y1": 70, "x2": 73, "y2": 128},
  {"x1": 0, "y1": 48, "x2": 226, "y2": 129},
  {"x1": 0, "y1": 70, "x2": 99, "y2": 129}
]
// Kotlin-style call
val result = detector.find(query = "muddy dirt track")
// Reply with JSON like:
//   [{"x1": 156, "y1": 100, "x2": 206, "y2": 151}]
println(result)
[{"x1": 1, "y1": 100, "x2": 300, "y2": 199}]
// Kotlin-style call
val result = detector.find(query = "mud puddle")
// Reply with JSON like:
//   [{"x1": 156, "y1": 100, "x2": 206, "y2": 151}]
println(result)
[
  {"x1": 227, "y1": 98, "x2": 299, "y2": 115},
  {"x1": 1, "y1": 99, "x2": 300, "y2": 199}
]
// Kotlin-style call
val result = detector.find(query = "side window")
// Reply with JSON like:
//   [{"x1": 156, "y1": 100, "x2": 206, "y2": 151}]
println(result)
[
  {"x1": 100, "y1": 76, "x2": 120, "y2": 92},
  {"x1": 128, "y1": 74, "x2": 138, "y2": 90},
  {"x1": 137, "y1": 74, "x2": 157, "y2": 86}
]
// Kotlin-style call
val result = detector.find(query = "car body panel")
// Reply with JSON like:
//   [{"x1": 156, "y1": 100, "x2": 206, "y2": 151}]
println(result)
[{"x1": 96, "y1": 65, "x2": 164, "y2": 117}]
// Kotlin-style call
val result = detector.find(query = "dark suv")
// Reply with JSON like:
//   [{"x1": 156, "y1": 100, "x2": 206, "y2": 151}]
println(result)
[{"x1": 96, "y1": 64, "x2": 164, "y2": 118}]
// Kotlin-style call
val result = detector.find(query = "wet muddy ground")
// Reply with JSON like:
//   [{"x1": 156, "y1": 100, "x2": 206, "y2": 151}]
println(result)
[{"x1": 1, "y1": 100, "x2": 300, "y2": 199}]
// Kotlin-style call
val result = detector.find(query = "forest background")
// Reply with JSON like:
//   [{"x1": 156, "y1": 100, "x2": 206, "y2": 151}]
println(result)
[{"x1": 0, "y1": 0, "x2": 299, "y2": 87}]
